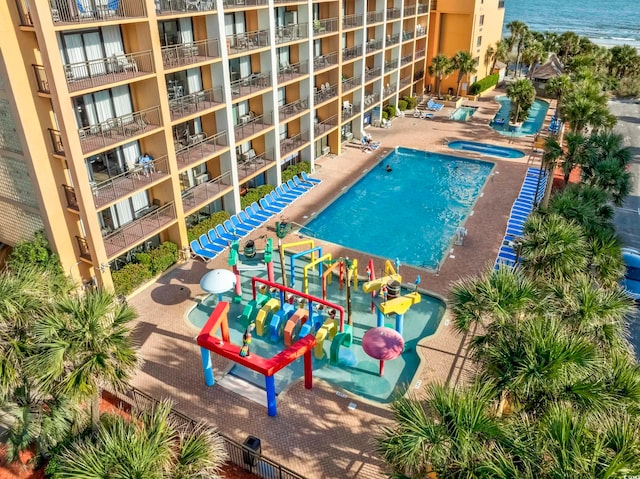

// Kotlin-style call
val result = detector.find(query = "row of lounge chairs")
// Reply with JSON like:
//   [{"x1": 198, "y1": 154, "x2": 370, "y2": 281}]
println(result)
[
  {"x1": 495, "y1": 167, "x2": 547, "y2": 270},
  {"x1": 190, "y1": 172, "x2": 321, "y2": 262}
]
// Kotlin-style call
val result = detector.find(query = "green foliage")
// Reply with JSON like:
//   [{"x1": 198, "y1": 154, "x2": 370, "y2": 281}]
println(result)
[
  {"x1": 384, "y1": 104, "x2": 396, "y2": 118},
  {"x1": 240, "y1": 184, "x2": 275, "y2": 210},
  {"x1": 397, "y1": 99, "x2": 408, "y2": 111},
  {"x1": 468, "y1": 73, "x2": 499, "y2": 95},
  {"x1": 111, "y1": 263, "x2": 153, "y2": 296},
  {"x1": 7, "y1": 231, "x2": 65, "y2": 276},
  {"x1": 401, "y1": 96, "x2": 418, "y2": 109},
  {"x1": 186, "y1": 210, "x2": 231, "y2": 242},
  {"x1": 281, "y1": 161, "x2": 311, "y2": 183},
  {"x1": 381, "y1": 110, "x2": 389, "y2": 120}
]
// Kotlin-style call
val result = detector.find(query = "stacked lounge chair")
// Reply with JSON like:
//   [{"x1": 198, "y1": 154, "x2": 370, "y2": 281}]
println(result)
[{"x1": 427, "y1": 98, "x2": 444, "y2": 111}]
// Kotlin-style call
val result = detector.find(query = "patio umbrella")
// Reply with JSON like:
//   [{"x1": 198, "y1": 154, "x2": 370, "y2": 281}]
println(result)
[
  {"x1": 362, "y1": 327, "x2": 404, "y2": 377},
  {"x1": 200, "y1": 269, "x2": 237, "y2": 302}
]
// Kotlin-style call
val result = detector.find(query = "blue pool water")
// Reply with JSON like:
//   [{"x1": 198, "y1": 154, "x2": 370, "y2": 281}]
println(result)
[
  {"x1": 450, "y1": 106, "x2": 478, "y2": 121},
  {"x1": 305, "y1": 147, "x2": 494, "y2": 269},
  {"x1": 447, "y1": 140, "x2": 525, "y2": 159},
  {"x1": 491, "y1": 96, "x2": 550, "y2": 137},
  {"x1": 187, "y1": 256, "x2": 446, "y2": 403}
]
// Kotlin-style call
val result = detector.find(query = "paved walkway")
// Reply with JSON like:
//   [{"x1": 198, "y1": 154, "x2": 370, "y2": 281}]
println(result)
[{"x1": 128, "y1": 89, "x2": 555, "y2": 478}]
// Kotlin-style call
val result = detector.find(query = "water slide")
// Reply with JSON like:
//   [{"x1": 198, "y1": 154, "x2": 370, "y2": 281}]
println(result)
[
  {"x1": 314, "y1": 318, "x2": 338, "y2": 359},
  {"x1": 255, "y1": 298, "x2": 280, "y2": 336},
  {"x1": 283, "y1": 309, "x2": 309, "y2": 347}
]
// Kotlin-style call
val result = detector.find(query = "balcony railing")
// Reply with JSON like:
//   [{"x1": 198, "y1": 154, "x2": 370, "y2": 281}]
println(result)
[
  {"x1": 342, "y1": 13, "x2": 363, "y2": 29},
  {"x1": 161, "y1": 39, "x2": 220, "y2": 69},
  {"x1": 238, "y1": 150, "x2": 275, "y2": 180},
  {"x1": 365, "y1": 66, "x2": 382, "y2": 81},
  {"x1": 277, "y1": 60, "x2": 309, "y2": 83},
  {"x1": 280, "y1": 132, "x2": 309, "y2": 156},
  {"x1": 157, "y1": 0, "x2": 216, "y2": 15},
  {"x1": 78, "y1": 106, "x2": 162, "y2": 154},
  {"x1": 275, "y1": 23, "x2": 308, "y2": 44},
  {"x1": 65, "y1": 50, "x2": 154, "y2": 93},
  {"x1": 343, "y1": 45, "x2": 363, "y2": 60},
  {"x1": 314, "y1": 83, "x2": 338, "y2": 104},
  {"x1": 383, "y1": 83, "x2": 397, "y2": 97},
  {"x1": 63, "y1": 185, "x2": 79, "y2": 211},
  {"x1": 364, "y1": 91, "x2": 379, "y2": 107},
  {"x1": 314, "y1": 115, "x2": 338, "y2": 136},
  {"x1": 49, "y1": 0, "x2": 147, "y2": 25},
  {"x1": 404, "y1": 5, "x2": 416, "y2": 16},
  {"x1": 169, "y1": 87, "x2": 224, "y2": 121},
  {"x1": 227, "y1": 30, "x2": 270, "y2": 55},
  {"x1": 416, "y1": 25, "x2": 427, "y2": 37},
  {"x1": 92, "y1": 156, "x2": 170, "y2": 210},
  {"x1": 32, "y1": 65, "x2": 49, "y2": 93},
  {"x1": 230, "y1": 73, "x2": 272, "y2": 99},
  {"x1": 400, "y1": 76, "x2": 412, "y2": 88},
  {"x1": 279, "y1": 98, "x2": 309, "y2": 120},
  {"x1": 401, "y1": 54, "x2": 413, "y2": 66},
  {"x1": 342, "y1": 75, "x2": 361, "y2": 92},
  {"x1": 312, "y1": 17, "x2": 339, "y2": 34},
  {"x1": 176, "y1": 130, "x2": 228, "y2": 168},
  {"x1": 103, "y1": 203, "x2": 176, "y2": 259},
  {"x1": 365, "y1": 39, "x2": 383, "y2": 53},
  {"x1": 341, "y1": 103, "x2": 361, "y2": 120},
  {"x1": 313, "y1": 51, "x2": 339, "y2": 70},
  {"x1": 225, "y1": 0, "x2": 268, "y2": 6},
  {"x1": 385, "y1": 59, "x2": 398, "y2": 71},
  {"x1": 415, "y1": 49, "x2": 426, "y2": 59},
  {"x1": 366, "y1": 11, "x2": 384, "y2": 23},
  {"x1": 15, "y1": 0, "x2": 33, "y2": 26},
  {"x1": 418, "y1": 3, "x2": 429, "y2": 14},
  {"x1": 182, "y1": 171, "x2": 233, "y2": 213},
  {"x1": 402, "y1": 31, "x2": 415, "y2": 41},
  {"x1": 235, "y1": 112, "x2": 272, "y2": 141},
  {"x1": 387, "y1": 8, "x2": 401, "y2": 19},
  {"x1": 49, "y1": 129, "x2": 65, "y2": 155},
  {"x1": 386, "y1": 33, "x2": 400, "y2": 46},
  {"x1": 76, "y1": 236, "x2": 92, "y2": 261}
]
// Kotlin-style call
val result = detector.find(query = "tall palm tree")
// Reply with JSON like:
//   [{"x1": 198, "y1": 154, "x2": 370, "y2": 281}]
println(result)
[
  {"x1": 452, "y1": 50, "x2": 477, "y2": 97},
  {"x1": 506, "y1": 21, "x2": 529, "y2": 77},
  {"x1": 545, "y1": 74, "x2": 572, "y2": 113},
  {"x1": 560, "y1": 131, "x2": 586, "y2": 185},
  {"x1": 506, "y1": 78, "x2": 536, "y2": 124},
  {"x1": 540, "y1": 137, "x2": 563, "y2": 208},
  {"x1": 27, "y1": 289, "x2": 140, "y2": 430},
  {"x1": 521, "y1": 40, "x2": 545, "y2": 79},
  {"x1": 560, "y1": 94, "x2": 615, "y2": 133},
  {"x1": 428, "y1": 53, "x2": 453, "y2": 97},
  {"x1": 549, "y1": 183, "x2": 614, "y2": 238},
  {"x1": 581, "y1": 131, "x2": 632, "y2": 205},
  {"x1": 557, "y1": 31, "x2": 581, "y2": 64},
  {"x1": 608, "y1": 44, "x2": 640, "y2": 79}
]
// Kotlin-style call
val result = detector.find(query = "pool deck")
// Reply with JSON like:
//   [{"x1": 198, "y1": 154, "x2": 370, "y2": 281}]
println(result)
[{"x1": 127, "y1": 88, "x2": 556, "y2": 478}]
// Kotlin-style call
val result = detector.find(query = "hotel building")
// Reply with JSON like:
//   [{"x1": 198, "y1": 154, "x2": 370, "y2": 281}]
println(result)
[{"x1": 0, "y1": 0, "x2": 502, "y2": 289}]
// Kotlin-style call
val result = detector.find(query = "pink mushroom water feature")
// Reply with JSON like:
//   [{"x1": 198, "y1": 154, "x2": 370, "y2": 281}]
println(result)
[{"x1": 361, "y1": 327, "x2": 404, "y2": 376}]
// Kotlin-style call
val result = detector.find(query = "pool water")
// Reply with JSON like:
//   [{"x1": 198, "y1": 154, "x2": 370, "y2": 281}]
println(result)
[
  {"x1": 187, "y1": 255, "x2": 446, "y2": 403},
  {"x1": 447, "y1": 140, "x2": 525, "y2": 159},
  {"x1": 491, "y1": 96, "x2": 549, "y2": 137},
  {"x1": 450, "y1": 106, "x2": 478, "y2": 121},
  {"x1": 305, "y1": 147, "x2": 494, "y2": 269}
]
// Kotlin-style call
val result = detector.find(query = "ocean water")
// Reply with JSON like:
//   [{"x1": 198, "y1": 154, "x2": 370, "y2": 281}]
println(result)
[{"x1": 503, "y1": 0, "x2": 640, "y2": 48}]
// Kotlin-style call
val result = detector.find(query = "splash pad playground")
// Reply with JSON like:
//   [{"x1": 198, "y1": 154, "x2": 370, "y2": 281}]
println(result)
[{"x1": 194, "y1": 239, "x2": 445, "y2": 416}]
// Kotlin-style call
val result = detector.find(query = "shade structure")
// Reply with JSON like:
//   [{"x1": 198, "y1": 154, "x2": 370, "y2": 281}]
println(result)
[
  {"x1": 200, "y1": 269, "x2": 237, "y2": 295},
  {"x1": 361, "y1": 327, "x2": 404, "y2": 376}
]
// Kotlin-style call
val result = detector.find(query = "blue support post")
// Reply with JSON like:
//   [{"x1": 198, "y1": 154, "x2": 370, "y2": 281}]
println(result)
[
  {"x1": 200, "y1": 347, "x2": 215, "y2": 386},
  {"x1": 265, "y1": 375, "x2": 277, "y2": 416},
  {"x1": 396, "y1": 313, "x2": 404, "y2": 335},
  {"x1": 376, "y1": 307, "x2": 384, "y2": 327}
]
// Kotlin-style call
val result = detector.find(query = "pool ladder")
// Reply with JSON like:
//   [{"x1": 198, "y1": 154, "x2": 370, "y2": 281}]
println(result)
[{"x1": 288, "y1": 221, "x2": 318, "y2": 238}]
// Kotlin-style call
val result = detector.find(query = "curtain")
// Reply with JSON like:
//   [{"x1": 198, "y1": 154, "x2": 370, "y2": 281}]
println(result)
[
  {"x1": 278, "y1": 47, "x2": 290, "y2": 68},
  {"x1": 113, "y1": 200, "x2": 132, "y2": 227},
  {"x1": 179, "y1": 18, "x2": 194, "y2": 43},
  {"x1": 102, "y1": 25, "x2": 124, "y2": 69},
  {"x1": 277, "y1": 87, "x2": 285, "y2": 107},
  {"x1": 121, "y1": 141, "x2": 140, "y2": 171},
  {"x1": 64, "y1": 34, "x2": 88, "y2": 78},
  {"x1": 186, "y1": 68, "x2": 202, "y2": 94},
  {"x1": 239, "y1": 56, "x2": 251, "y2": 78},
  {"x1": 93, "y1": 90, "x2": 114, "y2": 123},
  {"x1": 234, "y1": 12, "x2": 245, "y2": 34},
  {"x1": 130, "y1": 191, "x2": 149, "y2": 214},
  {"x1": 83, "y1": 31, "x2": 105, "y2": 76},
  {"x1": 82, "y1": 94, "x2": 98, "y2": 125},
  {"x1": 111, "y1": 85, "x2": 133, "y2": 117},
  {"x1": 193, "y1": 118, "x2": 202, "y2": 134}
]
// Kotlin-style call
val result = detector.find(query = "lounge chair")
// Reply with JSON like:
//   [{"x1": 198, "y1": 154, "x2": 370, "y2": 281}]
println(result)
[
  {"x1": 275, "y1": 185, "x2": 300, "y2": 201},
  {"x1": 199, "y1": 234, "x2": 225, "y2": 255},
  {"x1": 413, "y1": 110, "x2": 421, "y2": 118},
  {"x1": 215, "y1": 224, "x2": 237, "y2": 242},
  {"x1": 286, "y1": 179, "x2": 307, "y2": 195},
  {"x1": 190, "y1": 240, "x2": 217, "y2": 262},
  {"x1": 259, "y1": 198, "x2": 283, "y2": 215},
  {"x1": 301, "y1": 171, "x2": 321, "y2": 184},
  {"x1": 420, "y1": 111, "x2": 434, "y2": 119},
  {"x1": 427, "y1": 99, "x2": 444, "y2": 111},
  {"x1": 249, "y1": 202, "x2": 273, "y2": 220},
  {"x1": 293, "y1": 175, "x2": 313, "y2": 190},
  {"x1": 232, "y1": 214, "x2": 260, "y2": 231},
  {"x1": 208, "y1": 230, "x2": 230, "y2": 249},
  {"x1": 267, "y1": 192, "x2": 289, "y2": 209},
  {"x1": 224, "y1": 219, "x2": 250, "y2": 237},
  {"x1": 281, "y1": 182, "x2": 303, "y2": 198}
]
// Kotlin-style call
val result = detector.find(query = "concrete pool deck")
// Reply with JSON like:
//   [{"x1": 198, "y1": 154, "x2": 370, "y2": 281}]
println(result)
[{"x1": 127, "y1": 89, "x2": 556, "y2": 478}]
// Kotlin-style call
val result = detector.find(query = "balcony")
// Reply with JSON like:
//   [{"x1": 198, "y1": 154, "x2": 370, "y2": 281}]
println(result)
[
  {"x1": 313, "y1": 52, "x2": 339, "y2": 71},
  {"x1": 400, "y1": 54, "x2": 413, "y2": 66},
  {"x1": 312, "y1": 18, "x2": 339, "y2": 35},
  {"x1": 225, "y1": 0, "x2": 268, "y2": 6},
  {"x1": 417, "y1": 4, "x2": 429, "y2": 14},
  {"x1": 103, "y1": 203, "x2": 176, "y2": 258},
  {"x1": 314, "y1": 116, "x2": 337, "y2": 137},
  {"x1": 76, "y1": 236, "x2": 92, "y2": 261},
  {"x1": 230, "y1": 73, "x2": 271, "y2": 99},
  {"x1": 169, "y1": 87, "x2": 224, "y2": 121},
  {"x1": 365, "y1": 66, "x2": 382, "y2": 81},
  {"x1": 78, "y1": 106, "x2": 161, "y2": 154},
  {"x1": 399, "y1": 76, "x2": 412, "y2": 88},
  {"x1": 314, "y1": 83, "x2": 338, "y2": 104},
  {"x1": 342, "y1": 75, "x2": 361, "y2": 93},
  {"x1": 383, "y1": 84, "x2": 397, "y2": 98},
  {"x1": 277, "y1": 61, "x2": 309, "y2": 83},
  {"x1": 343, "y1": 45, "x2": 363, "y2": 60},
  {"x1": 157, "y1": 0, "x2": 216, "y2": 15},
  {"x1": 366, "y1": 11, "x2": 384, "y2": 24},
  {"x1": 227, "y1": 30, "x2": 270, "y2": 55},
  {"x1": 404, "y1": 5, "x2": 416, "y2": 16},
  {"x1": 386, "y1": 34, "x2": 400, "y2": 46},
  {"x1": 387, "y1": 8, "x2": 401, "y2": 19},
  {"x1": 238, "y1": 150, "x2": 276, "y2": 181},
  {"x1": 365, "y1": 39, "x2": 383, "y2": 53},
  {"x1": 63, "y1": 185, "x2": 79, "y2": 211},
  {"x1": 65, "y1": 51, "x2": 154, "y2": 93},
  {"x1": 176, "y1": 130, "x2": 228, "y2": 168},
  {"x1": 182, "y1": 171, "x2": 233, "y2": 213},
  {"x1": 92, "y1": 156, "x2": 170, "y2": 209},
  {"x1": 415, "y1": 49, "x2": 426, "y2": 59},
  {"x1": 33, "y1": 65, "x2": 50, "y2": 94},
  {"x1": 402, "y1": 31, "x2": 415, "y2": 41},
  {"x1": 161, "y1": 39, "x2": 220, "y2": 69},
  {"x1": 275, "y1": 23, "x2": 308, "y2": 44},
  {"x1": 364, "y1": 91, "x2": 379, "y2": 107},
  {"x1": 341, "y1": 103, "x2": 361, "y2": 120},
  {"x1": 15, "y1": 0, "x2": 33, "y2": 26},
  {"x1": 342, "y1": 14, "x2": 363, "y2": 29},
  {"x1": 279, "y1": 98, "x2": 309, "y2": 121},
  {"x1": 385, "y1": 59, "x2": 398, "y2": 71},
  {"x1": 49, "y1": 0, "x2": 147, "y2": 25},
  {"x1": 235, "y1": 112, "x2": 272, "y2": 142},
  {"x1": 280, "y1": 132, "x2": 309, "y2": 157},
  {"x1": 49, "y1": 129, "x2": 65, "y2": 156}
]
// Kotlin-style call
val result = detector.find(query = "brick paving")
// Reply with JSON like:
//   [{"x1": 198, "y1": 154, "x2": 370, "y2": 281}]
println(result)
[{"x1": 128, "y1": 89, "x2": 556, "y2": 478}]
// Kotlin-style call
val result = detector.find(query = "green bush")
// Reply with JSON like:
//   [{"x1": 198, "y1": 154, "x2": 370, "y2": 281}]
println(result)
[
  {"x1": 187, "y1": 211, "x2": 231, "y2": 242},
  {"x1": 281, "y1": 162, "x2": 311, "y2": 183},
  {"x1": 468, "y1": 73, "x2": 499, "y2": 95},
  {"x1": 381, "y1": 110, "x2": 389, "y2": 120},
  {"x1": 148, "y1": 241, "x2": 179, "y2": 275},
  {"x1": 240, "y1": 184, "x2": 275, "y2": 210},
  {"x1": 397, "y1": 99, "x2": 408, "y2": 111},
  {"x1": 112, "y1": 262, "x2": 153, "y2": 296},
  {"x1": 7, "y1": 230, "x2": 63, "y2": 275},
  {"x1": 384, "y1": 104, "x2": 396, "y2": 118}
]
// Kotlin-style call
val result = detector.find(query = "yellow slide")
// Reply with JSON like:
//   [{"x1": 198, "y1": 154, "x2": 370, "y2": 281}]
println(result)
[
  {"x1": 378, "y1": 291, "x2": 422, "y2": 315},
  {"x1": 361, "y1": 274, "x2": 402, "y2": 293},
  {"x1": 255, "y1": 298, "x2": 280, "y2": 336},
  {"x1": 314, "y1": 318, "x2": 338, "y2": 359}
]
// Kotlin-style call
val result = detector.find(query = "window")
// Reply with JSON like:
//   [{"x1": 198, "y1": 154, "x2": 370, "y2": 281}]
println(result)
[
  {"x1": 479, "y1": 15, "x2": 484, "y2": 26},
  {"x1": 476, "y1": 36, "x2": 482, "y2": 47}
]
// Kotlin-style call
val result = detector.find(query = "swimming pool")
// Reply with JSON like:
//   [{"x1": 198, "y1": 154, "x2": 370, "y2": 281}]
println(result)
[
  {"x1": 491, "y1": 96, "x2": 549, "y2": 137},
  {"x1": 450, "y1": 106, "x2": 478, "y2": 121},
  {"x1": 447, "y1": 140, "x2": 525, "y2": 159},
  {"x1": 187, "y1": 256, "x2": 446, "y2": 403},
  {"x1": 304, "y1": 147, "x2": 494, "y2": 269}
]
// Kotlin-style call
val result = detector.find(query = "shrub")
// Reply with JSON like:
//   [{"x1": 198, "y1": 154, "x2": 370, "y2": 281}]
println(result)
[
  {"x1": 112, "y1": 262, "x2": 153, "y2": 296},
  {"x1": 240, "y1": 184, "x2": 275, "y2": 210},
  {"x1": 384, "y1": 104, "x2": 396, "y2": 118},
  {"x1": 468, "y1": 73, "x2": 499, "y2": 95},
  {"x1": 397, "y1": 99, "x2": 408, "y2": 111},
  {"x1": 402, "y1": 95, "x2": 418, "y2": 109},
  {"x1": 7, "y1": 230, "x2": 63, "y2": 275},
  {"x1": 112, "y1": 242, "x2": 179, "y2": 295},
  {"x1": 281, "y1": 162, "x2": 311, "y2": 183},
  {"x1": 381, "y1": 110, "x2": 389, "y2": 120},
  {"x1": 187, "y1": 210, "x2": 231, "y2": 242},
  {"x1": 148, "y1": 241, "x2": 179, "y2": 275}
]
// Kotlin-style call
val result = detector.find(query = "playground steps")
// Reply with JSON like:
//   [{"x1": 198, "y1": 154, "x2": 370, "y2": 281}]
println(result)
[{"x1": 218, "y1": 373, "x2": 268, "y2": 407}]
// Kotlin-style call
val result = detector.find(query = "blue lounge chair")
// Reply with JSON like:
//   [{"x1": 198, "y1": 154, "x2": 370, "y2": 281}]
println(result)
[
  {"x1": 281, "y1": 182, "x2": 303, "y2": 198},
  {"x1": 269, "y1": 191, "x2": 291, "y2": 207},
  {"x1": 215, "y1": 224, "x2": 236, "y2": 242},
  {"x1": 259, "y1": 198, "x2": 283, "y2": 215},
  {"x1": 208, "y1": 229, "x2": 230, "y2": 249},
  {"x1": 232, "y1": 213, "x2": 260, "y2": 230},
  {"x1": 301, "y1": 171, "x2": 321, "y2": 184},
  {"x1": 286, "y1": 179, "x2": 307, "y2": 195},
  {"x1": 427, "y1": 99, "x2": 444, "y2": 111},
  {"x1": 238, "y1": 210, "x2": 264, "y2": 228},
  {"x1": 224, "y1": 219, "x2": 250, "y2": 237},
  {"x1": 293, "y1": 176, "x2": 313, "y2": 190},
  {"x1": 199, "y1": 234, "x2": 225, "y2": 254},
  {"x1": 250, "y1": 203, "x2": 273, "y2": 220},
  {"x1": 190, "y1": 240, "x2": 217, "y2": 262},
  {"x1": 275, "y1": 185, "x2": 300, "y2": 201}
]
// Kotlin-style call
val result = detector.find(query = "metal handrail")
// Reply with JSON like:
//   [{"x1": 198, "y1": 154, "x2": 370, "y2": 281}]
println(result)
[
  {"x1": 365, "y1": 67, "x2": 382, "y2": 81},
  {"x1": 402, "y1": 31, "x2": 415, "y2": 41},
  {"x1": 386, "y1": 7, "x2": 401, "y2": 19},
  {"x1": 365, "y1": 39, "x2": 383, "y2": 53},
  {"x1": 15, "y1": 0, "x2": 32, "y2": 25},
  {"x1": 181, "y1": 171, "x2": 233, "y2": 211},
  {"x1": 93, "y1": 156, "x2": 169, "y2": 204},
  {"x1": 314, "y1": 84, "x2": 338, "y2": 104},
  {"x1": 342, "y1": 75, "x2": 361, "y2": 92},
  {"x1": 275, "y1": 23, "x2": 308, "y2": 44},
  {"x1": 238, "y1": 151, "x2": 275, "y2": 177},
  {"x1": 235, "y1": 112, "x2": 273, "y2": 140},
  {"x1": 343, "y1": 45, "x2": 363, "y2": 60},
  {"x1": 404, "y1": 5, "x2": 416, "y2": 16},
  {"x1": 230, "y1": 73, "x2": 272, "y2": 98},
  {"x1": 313, "y1": 51, "x2": 339, "y2": 70},
  {"x1": 366, "y1": 10, "x2": 384, "y2": 23},
  {"x1": 312, "y1": 17, "x2": 339, "y2": 33},
  {"x1": 157, "y1": 0, "x2": 216, "y2": 14},
  {"x1": 383, "y1": 84, "x2": 397, "y2": 97},
  {"x1": 75, "y1": 236, "x2": 92, "y2": 260},
  {"x1": 279, "y1": 98, "x2": 309, "y2": 119},
  {"x1": 227, "y1": 29, "x2": 270, "y2": 53},
  {"x1": 161, "y1": 39, "x2": 220, "y2": 68},
  {"x1": 277, "y1": 60, "x2": 309, "y2": 82},
  {"x1": 387, "y1": 33, "x2": 400, "y2": 46},
  {"x1": 169, "y1": 87, "x2": 224, "y2": 120},
  {"x1": 342, "y1": 13, "x2": 363, "y2": 29},
  {"x1": 415, "y1": 49, "x2": 426, "y2": 59},
  {"x1": 385, "y1": 59, "x2": 398, "y2": 71},
  {"x1": 401, "y1": 54, "x2": 413, "y2": 66},
  {"x1": 175, "y1": 130, "x2": 228, "y2": 167},
  {"x1": 417, "y1": 4, "x2": 429, "y2": 14},
  {"x1": 280, "y1": 132, "x2": 309, "y2": 156},
  {"x1": 64, "y1": 50, "x2": 154, "y2": 91},
  {"x1": 341, "y1": 103, "x2": 361, "y2": 120},
  {"x1": 399, "y1": 76, "x2": 412, "y2": 88},
  {"x1": 49, "y1": 0, "x2": 147, "y2": 24}
]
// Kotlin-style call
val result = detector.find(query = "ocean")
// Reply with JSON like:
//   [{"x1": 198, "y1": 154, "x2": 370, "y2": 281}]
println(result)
[{"x1": 503, "y1": 0, "x2": 640, "y2": 48}]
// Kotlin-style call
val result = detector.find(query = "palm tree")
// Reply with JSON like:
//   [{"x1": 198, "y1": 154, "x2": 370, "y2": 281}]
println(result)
[
  {"x1": 506, "y1": 21, "x2": 529, "y2": 77},
  {"x1": 452, "y1": 50, "x2": 477, "y2": 97},
  {"x1": 545, "y1": 74, "x2": 572, "y2": 113},
  {"x1": 549, "y1": 184, "x2": 614, "y2": 238},
  {"x1": 557, "y1": 31, "x2": 581, "y2": 64},
  {"x1": 27, "y1": 289, "x2": 140, "y2": 430},
  {"x1": 581, "y1": 131, "x2": 632, "y2": 205},
  {"x1": 608, "y1": 44, "x2": 640, "y2": 79},
  {"x1": 540, "y1": 136, "x2": 563, "y2": 208},
  {"x1": 560, "y1": 94, "x2": 615, "y2": 133},
  {"x1": 506, "y1": 78, "x2": 536, "y2": 124},
  {"x1": 521, "y1": 40, "x2": 545, "y2": 79},
  {"x1": 560, "y1": 131, "x2": 586, "y2": 185},
  {"x1": 428, "y1": 53, "x2": 453, "y2": 97},
  {"x1": 51, "y1": 400, "x2": 228, "y2": 478}
]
